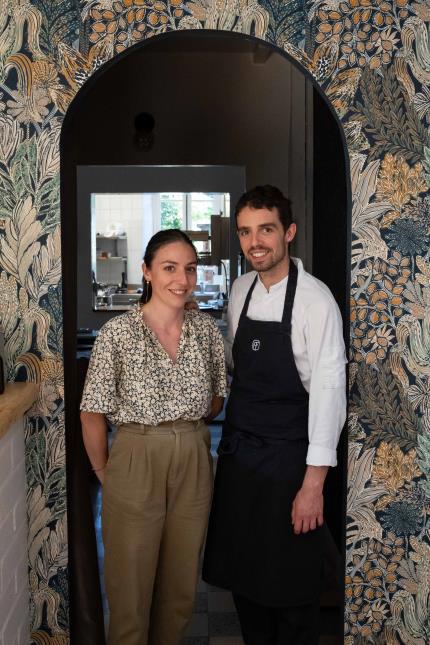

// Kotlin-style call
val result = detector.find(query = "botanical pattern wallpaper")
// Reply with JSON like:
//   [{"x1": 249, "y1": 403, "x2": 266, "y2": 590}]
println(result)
[{"x1": 0, "y1": 0, "x2": 428, "y2": 643}]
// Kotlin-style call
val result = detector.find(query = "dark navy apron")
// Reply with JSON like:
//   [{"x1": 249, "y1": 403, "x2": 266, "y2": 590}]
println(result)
[{"x1": 203, "y1": 260, "x2": 323, "y2": 607}]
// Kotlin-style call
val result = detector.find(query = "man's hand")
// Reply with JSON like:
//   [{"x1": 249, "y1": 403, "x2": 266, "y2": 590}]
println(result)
[
  {"x1": 291, "y1": 486, "x2": 324, "y2": 534},
  {"x1": 291, "y1": 465, "x2": 328, "y2": 534}
]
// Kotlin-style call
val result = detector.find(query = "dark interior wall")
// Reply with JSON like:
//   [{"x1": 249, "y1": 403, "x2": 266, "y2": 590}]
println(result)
[
  {"x1": 63, "y1": 31, "x2": 349, "y2": 417},
  {"x1": 70, "y1": 42, "x2": 312, "y2": 262},
  {"x1": 75, "y1": 50, "x2": 294, "y2": 188},
  {"x1": 313, "y1": 90, "x2": 349, "y2": 319},
  {"x1": 313, "y1": 89, "x2": 349, "y2": 558},
  {"x1": 64, "y1": 34, "x2": 315, "y2": 332}
]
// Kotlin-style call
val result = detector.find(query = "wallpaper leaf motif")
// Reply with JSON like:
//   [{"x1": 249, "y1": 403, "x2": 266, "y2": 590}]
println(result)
[
  {"x1": 372, "y1": 442, "x2": 422, "y2": 495},
  {"x1": 0, "y1": 133, "x2": 28, "y2": 215},
  {"x1": 0, "y1": 196, "x2": 42, "y2": 286},
  {"x1": 378, "y1": 152, "x2": 426, "y2": 207},
  {"x1": 30, "y1": 0, "x2": 81, "y2": 55},
  {"x1": 397, "y1": 16, "x2": 430, "y2": 93},
  {"x1": 38, "y1": 174, "x2": 60, "y2": 235},
  {"x1": 347, "y1": 442, "x2": 387, "y2": 544},
  {"x1": 0, "y1": 0, "x2": 427, "y2": 642},
  {"x1": 29, "y1": 226, "x2": 61, "y2": 301},
  {"x1": 390, "y1": 577, "x2": 430, "y2": 644},
  {"x1": 11, "y1": 140, "x2": 38, "y2": 203},
  {"x1": 44, "y1": 283, "x2": 64, "y2": 355},
  {"x1": 396, "y1": 313, "x2": 430, "y2": 378},
  {"x1": 0, "y1": 113, "x2": 22, "y2": 162},
  {"x1": 310, "y1": 0, "x2": 410, "y2": 74},
  {"x1": 57, "y1": 38, "x2": 121, "y2": 100},
  {"x1": 423, "y1": 145, "x2": 430, "y2": 186},
  {"x1": 37, "y1": 120, "x2": 61, "y2": 182},
  {"x1": 83, "y1": 0, "x2": 271, "y2": 51},
  {"x1": 350, "y1": 154, "x2": 391, "y2": 278},
  {"x1": 259, "y1": 0, "x2": 306, "y2": 47},
  {"x1": 186, "y1": 0, "x2": 269, "y2": 34},
  {"x1": 0, "y1": 1, "x2": 44, "y2": 71},
  {"x1": 0, "y1": 271, "x2": 20, "y2": 335},
  {"x1": 351, "y1": 362, "x2": 421, "y2": 450},
  {"x1": 416, "y1": 434, "x2": 430, "y2": 497},
  {"x1": 352, "y1": 65, "x2": 430, "y2": 163},
  {"x1": 0, "y1": 8, "x2": 118, "y2": 637},
  {"x1": 322, "y1": 67, "x2": 362, "y2": 117},
  {"x1": 25, "y1": 411, "x2": 67, "y2": 636},
  {"x1": 0, "y1": 175, "x2": 16, "y2": 219},
  {"x1": 0, "y1": 274, "x2": 24, "y2": 377}
]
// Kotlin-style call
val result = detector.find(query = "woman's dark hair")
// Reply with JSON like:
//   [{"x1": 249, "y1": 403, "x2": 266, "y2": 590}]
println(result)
[
  {"x1": 140, "y1": 229, "x2": 197, "y2": 303},
  {"x1": 234, "y1": 185, "x2": 293, "y2": 232}
]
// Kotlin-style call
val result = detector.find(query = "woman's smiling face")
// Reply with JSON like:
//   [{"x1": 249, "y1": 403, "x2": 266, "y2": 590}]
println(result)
[{"x1": 143, "y1": 240, "x2": 197, "y2": 309}]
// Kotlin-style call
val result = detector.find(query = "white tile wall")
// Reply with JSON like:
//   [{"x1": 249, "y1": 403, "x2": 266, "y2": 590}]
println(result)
[
  {"x1": 94, "y1": 193, "x2": 158, "y2": 287},
  {"x1": 0, "y1": 419, "x2": 29, "y2": 645}
]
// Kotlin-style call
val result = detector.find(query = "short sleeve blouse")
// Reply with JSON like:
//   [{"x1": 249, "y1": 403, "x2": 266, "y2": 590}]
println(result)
[{"x1": 80, "y1": 308, "x2": 227, "y2": 426}]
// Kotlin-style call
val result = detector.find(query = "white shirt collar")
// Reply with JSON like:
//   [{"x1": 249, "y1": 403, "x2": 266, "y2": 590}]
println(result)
[{"x1": 256, "y1": 257, "x2": 302, "y2": 293}]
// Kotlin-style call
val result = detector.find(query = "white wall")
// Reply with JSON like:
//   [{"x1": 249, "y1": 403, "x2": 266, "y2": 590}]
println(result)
[
  {"x1": 94, "y1": 193, "x2": 157, "y2": 286},
  {"x1": 0, "y1": 419, "x2": 29, "y2": 645}
]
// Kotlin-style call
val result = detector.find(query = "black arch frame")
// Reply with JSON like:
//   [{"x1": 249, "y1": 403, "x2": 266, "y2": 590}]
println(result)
[{"x1": 60, "y1": 28, "x2": 352, "y2": 644}]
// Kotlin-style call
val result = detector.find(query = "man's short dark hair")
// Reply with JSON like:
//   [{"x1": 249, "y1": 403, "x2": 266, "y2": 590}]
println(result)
[{"x1": 234, "y1": 185, "x2": 293, "y2": 232}]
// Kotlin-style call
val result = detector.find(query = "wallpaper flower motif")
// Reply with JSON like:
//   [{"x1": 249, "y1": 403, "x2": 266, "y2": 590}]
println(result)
[
  {"x1": 376, "y1": 153, "x2": 427, "y2": 217},
  {"x1": 313, "y1": 0, "x2": 412, "y2": 74},
  {"x1": 0, "y1": 0, "x2": 429, "y2": 643},
  {"x1": 310, "y1": 0, "x2": 430, "y2": 633},
  {"x1": 87, "y1": 0, "x2": 186, "y2": 53},
  {"x1": 372, "y1": 441, "x2": 422, "y2": 494}
]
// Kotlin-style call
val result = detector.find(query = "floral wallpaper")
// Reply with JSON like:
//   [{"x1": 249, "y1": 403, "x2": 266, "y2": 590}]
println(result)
[{"x1": 0, "y1": 0, "x2": 428, "y2": 643}]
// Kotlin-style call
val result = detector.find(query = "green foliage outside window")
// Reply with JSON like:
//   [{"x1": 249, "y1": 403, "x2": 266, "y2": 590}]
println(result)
[{"x1": 161, "y1": 199, "x2": 182, "y2": 229}]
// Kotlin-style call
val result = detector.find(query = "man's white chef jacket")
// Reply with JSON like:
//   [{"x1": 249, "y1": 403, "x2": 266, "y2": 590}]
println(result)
[{"x1": 225, "y1": 258, "x2": 347, "y2": 467}]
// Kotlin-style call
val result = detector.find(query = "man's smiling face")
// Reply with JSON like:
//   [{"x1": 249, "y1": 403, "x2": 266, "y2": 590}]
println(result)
[{"x1": 236, "y1": 206, "x2": 296, "y2": 274}]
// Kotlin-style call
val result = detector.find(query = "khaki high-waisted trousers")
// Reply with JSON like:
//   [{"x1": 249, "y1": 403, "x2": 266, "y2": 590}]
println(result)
[{"x1": 102, "y1": 419, "x2": 213, "y2": 645}]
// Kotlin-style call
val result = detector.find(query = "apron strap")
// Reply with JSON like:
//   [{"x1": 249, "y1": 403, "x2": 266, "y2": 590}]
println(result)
[
  {"x1": 238, "y1": 274, "x2": 258, "y2": 325},
  {"x1": 238, "y1": 260, "x2": 298, "y2": 333},
  {"x1": 281, "y1": 259, "x2": 298, "y2": 335}
]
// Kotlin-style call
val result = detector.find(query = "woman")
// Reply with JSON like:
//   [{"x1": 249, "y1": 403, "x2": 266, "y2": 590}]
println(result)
[{"x1": 80, "y1": 229, "x2": 226, "y2": 645}]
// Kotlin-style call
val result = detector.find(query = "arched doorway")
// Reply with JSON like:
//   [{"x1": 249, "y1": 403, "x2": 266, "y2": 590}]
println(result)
[{"x1": 61, "y1": 29, "x2": 350, "y2": 644}]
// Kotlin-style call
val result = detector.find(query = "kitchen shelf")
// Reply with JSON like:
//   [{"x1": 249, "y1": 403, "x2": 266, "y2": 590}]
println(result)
[
  {"x1": 96, "y1": 256, "x2": 126, "y2": 261},
  {"x1": 96, "y1": 235, "x2": 127, "y2": 240},
  {"x1": 96, "y1": 235, "x2": 128, "y2": 285}
]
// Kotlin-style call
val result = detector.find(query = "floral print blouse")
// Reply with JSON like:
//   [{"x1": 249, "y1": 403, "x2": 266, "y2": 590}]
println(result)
[{"x1": 80, "y1": 307, "x2": 227, "y2": 426}]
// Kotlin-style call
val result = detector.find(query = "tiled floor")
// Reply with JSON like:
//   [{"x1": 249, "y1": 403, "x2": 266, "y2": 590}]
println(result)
[
  {"x1": 94, "y1": 423, "x2": 342, "y2": 644},
  {"x1": 182, "y1": 576, "x2": 243, "y2": 644}
]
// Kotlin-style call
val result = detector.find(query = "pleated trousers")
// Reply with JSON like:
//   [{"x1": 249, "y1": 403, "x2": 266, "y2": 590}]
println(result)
[{"x1": 102, "y1": 419, "x2": 213, "y2": 645}]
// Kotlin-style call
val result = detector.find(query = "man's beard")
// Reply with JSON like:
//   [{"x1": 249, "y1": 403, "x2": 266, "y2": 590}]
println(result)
[{"x1": 247, "y1": 248, "x2": 284, "y2": 272}]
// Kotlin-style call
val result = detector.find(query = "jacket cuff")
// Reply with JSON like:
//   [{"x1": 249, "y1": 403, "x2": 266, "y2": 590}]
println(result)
[{"x1": 306, "y1": 444, "x2": 337, "y2": 467}]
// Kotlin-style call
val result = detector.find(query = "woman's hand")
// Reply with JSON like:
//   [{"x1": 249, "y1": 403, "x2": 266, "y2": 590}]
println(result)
[
  {"x1": 81, "y1": 411, "x2": 109, "y2": 484},
  {"x1": 93, "y1": 466, "x2": 106, "y2": 485},
  {"x1": 204, "y1": 396, "x2": 224, "y2": 422}
]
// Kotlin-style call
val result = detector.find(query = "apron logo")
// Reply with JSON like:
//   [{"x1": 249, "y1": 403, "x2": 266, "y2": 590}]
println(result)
[{"x1": 252, "y1": 339, "x2": 261, "y2": 351}]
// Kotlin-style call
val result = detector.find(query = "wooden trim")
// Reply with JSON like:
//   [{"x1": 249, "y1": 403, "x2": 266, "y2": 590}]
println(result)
[{"x1": 0, "y1": 383, "x2": 39, "y2": 440}]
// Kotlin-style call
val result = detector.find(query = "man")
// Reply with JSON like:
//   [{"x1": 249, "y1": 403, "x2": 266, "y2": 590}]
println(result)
[{"x1": 202, "y1": 185, "x2": 347, "y2": 645}]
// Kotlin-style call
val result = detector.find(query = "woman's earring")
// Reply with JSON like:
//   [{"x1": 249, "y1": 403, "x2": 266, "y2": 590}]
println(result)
[{"x1": 145, "y1": 280, "x2": 150, "y2": 303}]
